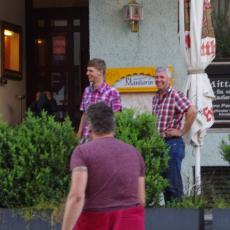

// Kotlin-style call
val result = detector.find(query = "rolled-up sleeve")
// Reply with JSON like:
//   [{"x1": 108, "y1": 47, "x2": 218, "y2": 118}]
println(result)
[
  {"x1": 110, "y1": 88, "x2": 122, "y2": 112},
  {"x1": 175, "y1": 91, "x2": 192, "y2": 113},
  {"x1": 70, "y1": 146, "x2": 87, "y2": 171},
  {"x1": 80, "y1": 88, "x2": 89, "y2": 112}
]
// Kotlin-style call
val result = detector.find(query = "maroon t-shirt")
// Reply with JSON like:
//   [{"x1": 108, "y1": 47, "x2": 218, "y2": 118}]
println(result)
[{"x1": 70, "y1": 137, "x2": 145, "y2": 211}]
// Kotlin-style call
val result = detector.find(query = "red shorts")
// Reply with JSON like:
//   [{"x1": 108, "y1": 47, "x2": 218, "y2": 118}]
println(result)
[{"x1": 73, "y1": 205, "x2": 145, "y2": 230}]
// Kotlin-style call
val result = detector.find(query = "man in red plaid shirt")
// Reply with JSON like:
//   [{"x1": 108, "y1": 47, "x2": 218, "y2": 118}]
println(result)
[
  {"x1": 152, "y1": 66, "x2": 197, "y2": 202},
  {"x1": 77, "y1": 58, "x2": 122, "y2": 143}
]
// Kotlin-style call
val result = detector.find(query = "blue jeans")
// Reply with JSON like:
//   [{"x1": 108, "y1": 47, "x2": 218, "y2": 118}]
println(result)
[{"x1": 163, "y1": 137, "x2": 185, "y2": 202}]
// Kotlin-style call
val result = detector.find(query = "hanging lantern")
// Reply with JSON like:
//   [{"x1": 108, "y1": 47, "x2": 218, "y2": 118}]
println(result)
[{"x1": 123, "y1": 0, "x2": 143, "y2": 32}]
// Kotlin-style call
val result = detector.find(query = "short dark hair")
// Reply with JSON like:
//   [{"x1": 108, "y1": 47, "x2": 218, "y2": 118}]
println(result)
[
  {"x1": 87, "y1": 58, "x2": 106, "y2": 74},
  {"x1": 86, "y1": 102, "x2": 114, "y2": 135}
]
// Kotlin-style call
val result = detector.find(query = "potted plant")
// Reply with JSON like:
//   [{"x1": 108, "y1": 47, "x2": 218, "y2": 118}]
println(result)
[
  {"x1": 211, "y1": 136, "x2": 230, "y2": 230},
  {"x1": 0, "y1": 109, "x2": 169, "y2": 228},
  {"x1": 0, "y1": 111, "x2": 78, "y2": 229},
  {"x1": 221, "y1": 134, "x2": 230, "y2": 164},
  {"x1": 0, "y1": 109, "x2": 207, "y2": 229},
  {"x1": 115, "y1": 109, "x2": 169, "y2": 206},
  {"x1": 115, "y1": 109, "x2": 204, "y2": 230}
]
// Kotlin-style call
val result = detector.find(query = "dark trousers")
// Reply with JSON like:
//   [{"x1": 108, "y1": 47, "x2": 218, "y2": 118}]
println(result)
[{"x1": 163, "y1": 137, "x2": 185, "y2": 202}]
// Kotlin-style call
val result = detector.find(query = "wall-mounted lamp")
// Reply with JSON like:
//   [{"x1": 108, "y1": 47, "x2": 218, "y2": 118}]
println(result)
[{"x1": 123, "y1": 0, "x2": 143, "y2": 32}]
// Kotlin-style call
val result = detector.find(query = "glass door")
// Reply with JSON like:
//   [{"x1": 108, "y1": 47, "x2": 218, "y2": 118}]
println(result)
[{"x1": 27, "y1": 7, "x2": 89, "y2": 128}]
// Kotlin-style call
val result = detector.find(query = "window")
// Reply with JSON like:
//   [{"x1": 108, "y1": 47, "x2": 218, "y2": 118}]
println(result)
[
  {"x1": 0, "y1": 21, "x2": 22, "y2": 80},
  {"x1": 212, "y1": 0, "x2": 230, "y2": 61},
  {"x1": 206, "y1": 1, "x2": 230, "y2": 128},
  {"x1": 201, "y1": 166, "x2": 230, "y2": 203}
]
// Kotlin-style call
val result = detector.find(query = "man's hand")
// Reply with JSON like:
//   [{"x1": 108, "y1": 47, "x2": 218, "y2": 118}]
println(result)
[
  {"x1": 165, "y1": 105, "x2": 197, "y2": 138},
  {"x1": 76, "y1": 131, "x2": 82, "y2": 139},
  {"x1": 36, "y1": 92, "x2": 41, "y2": 101},
  {"x1": 77, "y1": 113, "x2": 86, "y2": 139},
  {"x1": 45, "y1": 91, "x2": 52, "y2": 100},
  {"x1": 165, "y1": 128, "x2": 182, "y2": 137}
]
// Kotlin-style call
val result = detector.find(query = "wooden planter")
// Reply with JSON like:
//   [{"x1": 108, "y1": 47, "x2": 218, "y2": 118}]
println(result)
[
  {"x1": 212, "y1": 208, "x2": 230, "y2": 230},
  {"x1": 0, "y1": 209, "x2": 61, "y2": 230},
  {"x1": 145, "y1": 208, "x2": 204, "y2": 230},
  {"x1": 0, "y1": 208, "x2": 204, "y2": 230}
]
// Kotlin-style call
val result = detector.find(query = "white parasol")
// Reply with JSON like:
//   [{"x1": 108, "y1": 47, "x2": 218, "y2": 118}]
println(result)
[{"x1": 179, "y1": 0, "x2": 216, "y2": 194}]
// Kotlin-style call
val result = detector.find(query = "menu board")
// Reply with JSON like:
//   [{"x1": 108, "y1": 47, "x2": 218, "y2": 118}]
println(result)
[{"x1": 210, "y1": 77, "x2": 230, "y2": 123}]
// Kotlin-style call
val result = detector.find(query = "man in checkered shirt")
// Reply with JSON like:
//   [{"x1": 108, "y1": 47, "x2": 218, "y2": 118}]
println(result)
[
  {"x1": 152, "y1": 66, "x2": 197, "y2": 202},
  {"x1": 77, "y1": 58, "x2": 122, "y2": 143}
]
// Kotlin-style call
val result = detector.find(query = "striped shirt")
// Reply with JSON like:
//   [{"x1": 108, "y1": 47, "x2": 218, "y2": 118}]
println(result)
[
  {"x1": 80, "y1": 82, "x2": 122, "y2": 139},
  {"x1": 152, "y1": 87, "x2": 191, "y2": 134}
]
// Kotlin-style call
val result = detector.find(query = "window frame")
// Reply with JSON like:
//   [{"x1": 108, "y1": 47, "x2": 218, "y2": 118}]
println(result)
[{"x1": 0, "y1": 21, "x2": 22, "y2": 80}]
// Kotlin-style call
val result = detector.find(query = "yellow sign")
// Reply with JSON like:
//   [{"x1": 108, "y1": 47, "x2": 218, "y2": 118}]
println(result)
[{"x1": 106, "y1": 66, "x2": 174, "y2": 93}]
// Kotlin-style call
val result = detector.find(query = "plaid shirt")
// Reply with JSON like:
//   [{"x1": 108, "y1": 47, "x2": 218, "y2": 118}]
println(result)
[
  {"x1": 80, "y1": 82, "x2": 122, "y2": 139},
  {"x1": 152, "y1": 87, "x2": 191, "y2": 134}
]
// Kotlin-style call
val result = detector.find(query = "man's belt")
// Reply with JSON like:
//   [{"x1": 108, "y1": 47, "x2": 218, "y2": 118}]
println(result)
[{"x1": 164, "y1": 136, "x2": 181, "y2": 141}]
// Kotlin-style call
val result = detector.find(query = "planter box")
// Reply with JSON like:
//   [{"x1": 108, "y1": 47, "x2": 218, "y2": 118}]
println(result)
[
  {"x1": 0, "y1": 209, "x2": 61, "y2": 230},
  {"x1": 145, "y1": 208, "x2": 204, "y2": 230},
  {"x1": 212, "y1": 208, "x2": 230, "y2": 230},
  {"x1": 0, "y1": 208, "x2": 204, "y2": 230}
]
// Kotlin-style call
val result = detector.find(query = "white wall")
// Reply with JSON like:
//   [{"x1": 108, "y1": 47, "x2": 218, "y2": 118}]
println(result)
[
  {"x1": 0, "y1": 0, "x2": 26, "y2": 124},
  {"x1": 89, "y1": 0, "x2": 229, "y2": 189},
  {"x1": 90, "y1": 0, "x2": 187, "y2": 111}
]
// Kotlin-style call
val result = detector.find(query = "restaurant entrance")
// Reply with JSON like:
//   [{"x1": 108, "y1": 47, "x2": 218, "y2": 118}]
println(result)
[{"x1": 26, "y1": 6, "x2": 89, "y2": 127}]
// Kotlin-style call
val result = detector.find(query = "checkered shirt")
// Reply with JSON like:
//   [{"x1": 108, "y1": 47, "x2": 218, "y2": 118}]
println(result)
[
  {"x1": 152, "y1": 87, "x2": 192, "y2": 134},
  {"x1": 80, "y1": 82, "x2": 122, "y2": 138}
]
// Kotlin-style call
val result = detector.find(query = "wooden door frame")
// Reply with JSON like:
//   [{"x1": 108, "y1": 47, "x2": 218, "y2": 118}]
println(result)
[{"x1": 25, "y1": 1, "x2": 89, "y2": 105}]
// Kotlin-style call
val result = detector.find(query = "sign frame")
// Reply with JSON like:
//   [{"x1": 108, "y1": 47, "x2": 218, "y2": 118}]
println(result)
[{"x1": 106, "y1": 66, "x2": 174, "y2": 93}]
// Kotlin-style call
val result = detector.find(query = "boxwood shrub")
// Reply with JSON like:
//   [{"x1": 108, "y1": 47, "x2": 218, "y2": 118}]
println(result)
[
  {"x1": 115, "y1": 109, "x2": 169, "y2": 206},
  {"x1": 0, "y1": 111, "x2": 78, "y2": 208},
  {"x1": 221, "y1": 134, "x2": 230, "y2": 164},
  {"x1": 0, "y1": 109, "x2": 168, "y2": 209}
]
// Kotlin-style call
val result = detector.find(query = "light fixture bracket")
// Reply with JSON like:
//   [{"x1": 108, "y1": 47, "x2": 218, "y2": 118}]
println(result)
[{"x1": 123, "y1": 0, "x2": 143, "y2": 32}]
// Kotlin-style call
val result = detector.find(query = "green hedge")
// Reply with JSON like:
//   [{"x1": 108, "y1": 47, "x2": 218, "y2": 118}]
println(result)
[
  {"x1": 115, "y1": 109, "x2": 169, "y2": 206},
  {"x1": 221, "y1": 134, "x2": 230, "y2": 164},
  {"x1": 0, "y1": 111, "x2": 78, "y2": 208},
  {"x1": 0, "y1": 109, "x2": 168, "y2": 208}
]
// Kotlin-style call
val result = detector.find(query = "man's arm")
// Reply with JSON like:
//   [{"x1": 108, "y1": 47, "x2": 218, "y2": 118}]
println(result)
[
  {"x1": 77, "y1": 112, "x2": 86, "y2": 138},
  {"x1": 110, "y1": 89, "x2": 122, "y2": 112},
  {"x1": 165, "y1": 105, "x2": 197, "y2": 137},
  {"x1": 45, "y1": 91, "x2": 58, "y2": 112},
  {"x1": 138, "y1": 176, "x2": 145, "y2": 206},
  {"x1": 62, "y1": 167, "x2": 88, "y2": 230},
  {"x1": 181, "y1": 105, "x2": 197, "y2": 135}
]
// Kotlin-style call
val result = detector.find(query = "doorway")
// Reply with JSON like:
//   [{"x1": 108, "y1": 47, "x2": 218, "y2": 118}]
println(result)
[{"x1": 26, "y1": 7, "x2": 89, "y2": 128}]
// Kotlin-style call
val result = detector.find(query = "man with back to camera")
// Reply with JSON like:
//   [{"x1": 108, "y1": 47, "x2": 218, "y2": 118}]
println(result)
[
  {"x1": 62, "y1": 102, "x2": 145, "y2": 230},
  {"x1": 77, "y1": 58, "x2": 122, "y2": 143},
  {"x1": 152, "y1": 66, "x2": 197, "y2": 202}
]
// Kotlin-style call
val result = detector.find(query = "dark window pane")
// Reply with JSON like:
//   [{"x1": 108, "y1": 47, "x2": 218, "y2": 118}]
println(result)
[
  {"x1": 212, "y1": 0, "x2": 230, "y2": 59},
  {"x1": 51, "y1": 72, "x2": 68, "y2": 106},
  {"x1": 35, "y1": 38, "x2": 47, "y2": 66},
  {"x1": 52, "y1": 34, "x2": 67, "y2": 65},
  {"x1": 51, "y1": 19, "x2": 68, "y2": 27},
  {"x1": 73, "y1": 32, "x2": 80, "y2": 66},
  {"x1": 73, "y1": 70, "x2": 81, "y2": 105},
  {"x1": 73, "y1": 19, "x2": 80, "y2": 26},
  {"x1": 37, "y1": 19, "x2": 45, "y2": 28}
]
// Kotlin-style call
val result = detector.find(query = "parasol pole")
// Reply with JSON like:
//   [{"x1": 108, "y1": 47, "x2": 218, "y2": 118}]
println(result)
[{"x1": 194, "y1": 146, "x2": 201, "y2": 195}]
